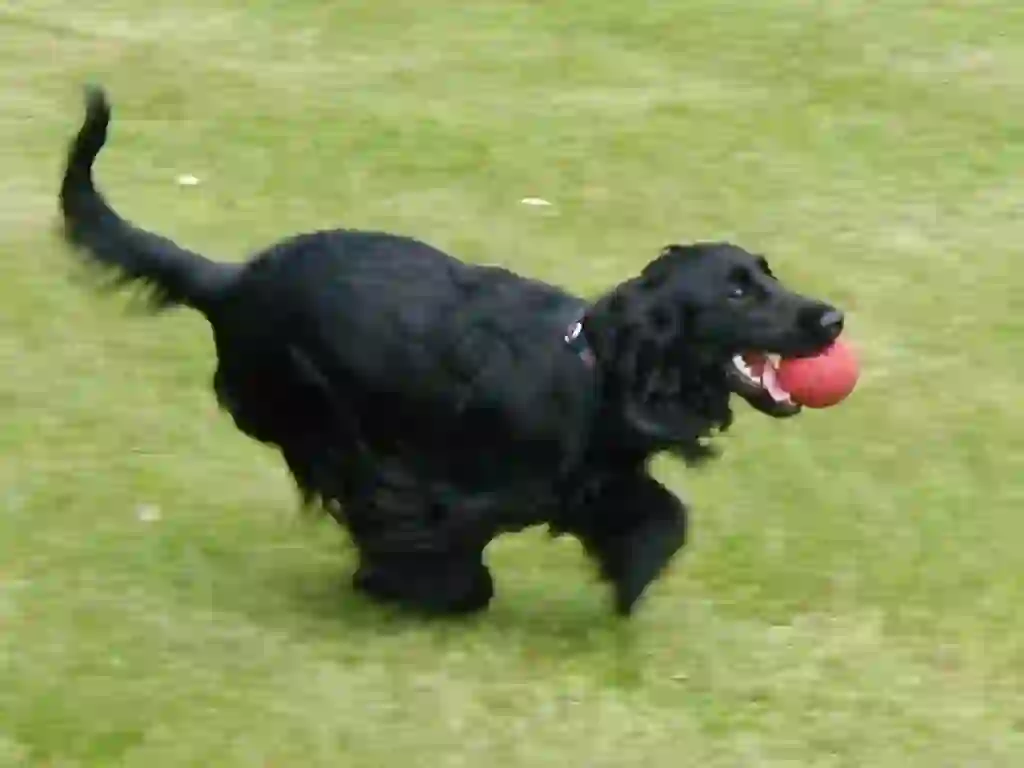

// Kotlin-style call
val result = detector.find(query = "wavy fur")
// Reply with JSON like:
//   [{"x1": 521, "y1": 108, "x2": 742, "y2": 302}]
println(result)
[{"x1": 57, "y1": 86, "x2": 844, "y2": 617}]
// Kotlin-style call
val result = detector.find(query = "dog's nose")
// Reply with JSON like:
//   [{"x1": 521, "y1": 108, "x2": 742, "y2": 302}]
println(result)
[
  {"x1": 818, "y1": 308, "x2": 845, "y2": 341},
  {"x1": 798, "y1": 305, "x2": 845, "y2": 343}
]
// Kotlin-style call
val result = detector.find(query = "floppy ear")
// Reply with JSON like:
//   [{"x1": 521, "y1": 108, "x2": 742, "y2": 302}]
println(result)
[
  {"x1": 595, "y1": 259, "x2": 732, "y2": 462},
  {"x1": 622, "y1": 399, "x2": 721, "y2": 465},
  {"x1": 599, "y1": 282, "x2": 709, "y2": 456},
  {"x1": 601, "y1": 277, "x2": 684, "y2": 403}
]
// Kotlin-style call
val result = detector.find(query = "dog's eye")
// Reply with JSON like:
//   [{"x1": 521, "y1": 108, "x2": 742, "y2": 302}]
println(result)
[{"x1": 728, "y1": 266, "x2": 755, "y2": 300}]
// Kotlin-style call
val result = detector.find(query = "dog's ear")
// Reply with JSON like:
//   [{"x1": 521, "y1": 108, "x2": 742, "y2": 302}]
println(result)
[
  {"x1": 598, "y1": 281, "x2": 715, "y2": 455},
  {"x1": 622, "y1": 399, "x2": 721, "y2": 465},
  {"x1": 592, "y1": 261, "x2": 732, "y2": 457},
  {"x1": 603, "y1": 276, "x2": 688, "y2": 403}
]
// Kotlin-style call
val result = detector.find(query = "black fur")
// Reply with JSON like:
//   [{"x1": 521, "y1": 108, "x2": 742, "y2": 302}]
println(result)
[{"x1": 58, "y1": 86, "x2": 845, "y2": 617}]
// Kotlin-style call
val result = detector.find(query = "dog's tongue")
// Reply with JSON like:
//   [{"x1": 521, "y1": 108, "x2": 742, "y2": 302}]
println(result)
[{"x1": 741, "y1": 352, "x2": 768, "y2": 377}]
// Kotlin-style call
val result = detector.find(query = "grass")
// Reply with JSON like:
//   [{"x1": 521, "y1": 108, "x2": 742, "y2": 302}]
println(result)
[{"x1": 1, "y1": 0, "x2": 1022, "y2": 764}]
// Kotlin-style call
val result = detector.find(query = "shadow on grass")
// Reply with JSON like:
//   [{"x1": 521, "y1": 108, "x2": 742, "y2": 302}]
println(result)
[
  {"x1": 186, "y1": 516, "x2": 649, "y2": 667},
  {"x1": 265, "y1": 564, "x2": 652, "y2": 686}
]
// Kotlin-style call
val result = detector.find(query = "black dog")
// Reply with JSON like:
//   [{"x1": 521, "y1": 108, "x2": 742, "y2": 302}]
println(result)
[{"x1": 58, "y1": 86, "x2": 844, "y2": 617}]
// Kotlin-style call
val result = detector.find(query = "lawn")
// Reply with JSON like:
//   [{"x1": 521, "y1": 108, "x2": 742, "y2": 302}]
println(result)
[{"x1": 1, "y1": 0, "x2": 1022, "y2": 765}]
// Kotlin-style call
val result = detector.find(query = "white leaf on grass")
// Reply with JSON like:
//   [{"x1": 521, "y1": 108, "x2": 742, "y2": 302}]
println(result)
[{"x1": 136, "y1": 504, "x2": 161, "y2": 523}]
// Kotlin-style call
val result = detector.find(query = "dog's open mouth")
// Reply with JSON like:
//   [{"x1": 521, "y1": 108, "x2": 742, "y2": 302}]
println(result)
[
  {"x1": 731, "y1": 353, "x2": 793, "y2": 404},
  {"x1": 725, "y1": 353, "x2": 802, "y2": 418}
]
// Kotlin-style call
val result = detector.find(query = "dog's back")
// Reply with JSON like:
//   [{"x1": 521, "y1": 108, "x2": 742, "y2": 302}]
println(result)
[
  {"x1": 58, "y1": 85, "x2": 599, "y2": 503},
  {"x1": 212, "y1": 226, "x2": 597, "y2": 488}
]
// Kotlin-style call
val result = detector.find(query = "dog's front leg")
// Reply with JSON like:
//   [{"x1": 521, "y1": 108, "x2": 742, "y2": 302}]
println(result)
[{"x1": 573, "y1": 474, "x2": 689, "y2": 616}]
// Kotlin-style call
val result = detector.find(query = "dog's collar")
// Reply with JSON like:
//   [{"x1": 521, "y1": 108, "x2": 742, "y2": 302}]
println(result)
[{"x1": 564, "y1": 315, "x2": 596, "y2": 367}]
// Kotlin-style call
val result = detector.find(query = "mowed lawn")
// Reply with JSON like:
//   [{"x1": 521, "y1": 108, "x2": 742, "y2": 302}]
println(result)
[{"x1": 1, "y1": 0, "x2": 1022, "y2": 764}]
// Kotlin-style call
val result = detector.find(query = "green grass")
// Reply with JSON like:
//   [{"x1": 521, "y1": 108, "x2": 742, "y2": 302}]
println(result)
[{"x1": 2, "y1": 0, "x2": 1022, "y2": 764}]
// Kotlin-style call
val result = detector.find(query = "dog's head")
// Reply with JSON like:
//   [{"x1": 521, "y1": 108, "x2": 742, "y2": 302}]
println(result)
[
  {"x1": 649, "y1": 243, "x2": 843, "y2": 418},
  {"x1": 587, "y1": 242, "x2": 844, "y2": 451}
]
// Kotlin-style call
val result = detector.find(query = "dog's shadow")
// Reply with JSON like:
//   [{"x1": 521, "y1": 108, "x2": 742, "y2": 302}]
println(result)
[{"x1": 204, "y1": 529, "x2": 651, "y2": 681}]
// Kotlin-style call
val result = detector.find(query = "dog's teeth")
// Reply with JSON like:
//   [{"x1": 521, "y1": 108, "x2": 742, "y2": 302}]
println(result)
[
  {"x1": 767, "y1": 354, "x2": 781, "y2": 367},
  {"x1": 732, "y1": 356, "x2": 754, "y2": 379}
]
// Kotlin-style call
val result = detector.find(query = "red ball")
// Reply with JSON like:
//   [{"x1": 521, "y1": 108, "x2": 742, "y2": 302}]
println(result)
[{"x1": 777, "y1": 339, "x2": 860, "y2": 409}]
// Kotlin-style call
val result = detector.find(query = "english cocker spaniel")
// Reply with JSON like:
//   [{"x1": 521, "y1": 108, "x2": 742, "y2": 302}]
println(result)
[{"x1": 58, "y1": 86, "x2": 844, "y2": 617}]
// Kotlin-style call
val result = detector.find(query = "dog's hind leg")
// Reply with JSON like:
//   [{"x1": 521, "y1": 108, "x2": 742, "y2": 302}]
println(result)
[
  {"x1": 353, "y1": 547, "x2": 494, "y2": 616},
  {"x1": 346, "y1": 481, "x2": 495, "y2": 616},
  {"x1": 570, "y1": 473, "x2": 689, "y2": 616},
  {"x1": 211, "y1": 343, "x2": 366, "y2": 506}
]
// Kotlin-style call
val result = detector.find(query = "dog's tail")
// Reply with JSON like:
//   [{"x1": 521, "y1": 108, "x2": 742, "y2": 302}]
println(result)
[{"x1": 59, "y1": 85, "x2": 240, "y2": 314}]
